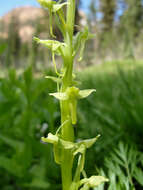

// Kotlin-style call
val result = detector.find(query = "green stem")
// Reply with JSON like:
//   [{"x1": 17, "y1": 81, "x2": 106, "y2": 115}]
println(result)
[
  {"x1": 60, "y1": 58, "x2": 74, "y2": 190},
  {"x1": 66, "y1": 0, "x2": 75, "y2": 40},
  {"x1": 60, "y1": 0, "x2": 76, "y2": 189}
]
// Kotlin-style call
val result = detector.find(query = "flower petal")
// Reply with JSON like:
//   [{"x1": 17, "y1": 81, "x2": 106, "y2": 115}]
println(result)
[{"x1": 49, "y1": 92, "x2": 68, "y2": 100}]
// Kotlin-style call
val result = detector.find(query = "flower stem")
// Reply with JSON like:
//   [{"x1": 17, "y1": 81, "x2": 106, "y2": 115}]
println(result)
[{"x1": 60, "y1": 0, "x2": 76, "y2": 189}]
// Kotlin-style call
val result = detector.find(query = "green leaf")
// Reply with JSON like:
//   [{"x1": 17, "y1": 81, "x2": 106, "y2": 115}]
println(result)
[
  {"x1": 49, "y1": 92, "x2": 68, "y2": 100},
  {"x1": 108, "y1": 171, "x2": 117, "y2": 190},
  {"x1": 78, "y1": 89, "x2": 96, "y2": 99},
  {"x1": 134, "y1": 167, "x2": 143, "y2": 186}
]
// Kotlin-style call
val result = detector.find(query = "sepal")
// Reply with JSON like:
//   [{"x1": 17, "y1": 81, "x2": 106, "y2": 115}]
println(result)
[
  {"x1": 33, "y1": 37, "x2": 65, "y2": 55},
  {"x1": 53, "y1": 2, "x2": 68, "y2": 12},
  {"x1": 37, "y1": 0, "x2": 68, "y2": 13},
  {"x1": 45, "y1": 76, "x2": 62, "y2": 83},
  {"x1": 49, "y1": 92, "x2": 68, "y2": 100},
  {"x1": 78, "y1": 89, "x2": 96, "y2": 99},
  {"x1": 37, "y1": 0, "x2": 56, "y2": 9},
  {"x1": 41, "y1": 133, "x2": 58, "y2": 144},
  {"x1": 77, "y1": 135, "x2": 100, "y2": 149}
]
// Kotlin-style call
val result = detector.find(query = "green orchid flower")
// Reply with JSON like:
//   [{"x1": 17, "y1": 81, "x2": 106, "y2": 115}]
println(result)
[
  {"x1": 50, "y1": 87, "x2": 96, "y2": 124},
  {"x1": 35, "y1": 0, "x2": 108, "y2": 189}
]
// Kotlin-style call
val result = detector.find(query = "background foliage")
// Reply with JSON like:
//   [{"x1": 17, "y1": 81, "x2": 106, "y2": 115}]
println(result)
[{"x1": 0, "y1": 61, "x2": 143, "y2": 189}]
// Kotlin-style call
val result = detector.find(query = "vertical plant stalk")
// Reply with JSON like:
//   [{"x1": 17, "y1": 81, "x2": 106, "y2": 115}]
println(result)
[
  {"x1": 60, "y1": 1, "x2": 75, "y2": 189},
  {"x1": 35, "y1": 0, "x2": 108, "y2": 190}
]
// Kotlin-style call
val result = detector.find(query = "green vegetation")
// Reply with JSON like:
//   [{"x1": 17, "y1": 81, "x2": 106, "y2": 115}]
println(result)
[
  {"x1": 34, "y1": 0, "x2": 107, "y2": 189},
  {"x1": 0, "y1": 61, "x2": 143, "y2": 189},
  {"x1": 0, "y1": 67, "x2": 60, "y2": 189},
  {"x1": 79, "y1": 60, "x2": 143, "y2": 151},
  {"x1": 96, "y1": 142, "x2": 143, "y2": 190},
  {"x1": 0, "y1": 0, "x2": 143, "y2": 189}
]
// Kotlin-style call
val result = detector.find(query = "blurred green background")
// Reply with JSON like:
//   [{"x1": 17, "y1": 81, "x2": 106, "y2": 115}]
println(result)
[{"x1": 0, "y1": 0, "x2": 143, "y2": 190}]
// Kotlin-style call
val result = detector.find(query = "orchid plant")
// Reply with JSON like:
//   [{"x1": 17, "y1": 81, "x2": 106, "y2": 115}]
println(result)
[{"x1": 34, "y1": 0, "x2": 108, "y2": 189}]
